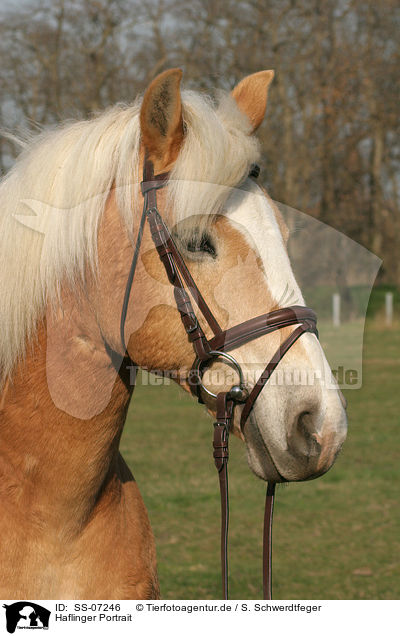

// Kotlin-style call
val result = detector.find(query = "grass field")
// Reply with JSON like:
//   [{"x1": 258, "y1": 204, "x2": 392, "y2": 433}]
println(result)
[{"x1": 120, "y1": 304, "x2": 400, "y2": 600}]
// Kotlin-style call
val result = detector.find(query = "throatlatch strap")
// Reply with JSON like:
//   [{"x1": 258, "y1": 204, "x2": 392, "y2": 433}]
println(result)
[{"x1": 120, "y1": 194, "x2": 148, "y2": 353}]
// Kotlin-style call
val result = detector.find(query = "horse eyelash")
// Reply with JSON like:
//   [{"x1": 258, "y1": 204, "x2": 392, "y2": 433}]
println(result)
[{"x1": 186, "y1": 233, "x2": 216, "y2": 257}]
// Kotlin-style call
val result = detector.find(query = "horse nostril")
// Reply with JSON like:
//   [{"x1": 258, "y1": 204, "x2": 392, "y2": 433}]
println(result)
[
  {"x1": 288, "y1": 410, "x2": 322, "y2": 458},
  {"x1": 297, "y1": 410, "x2": 311, "y2": 435},
  {"x1": 311, "y1": 431, "x2": 322, "y2": 447}
]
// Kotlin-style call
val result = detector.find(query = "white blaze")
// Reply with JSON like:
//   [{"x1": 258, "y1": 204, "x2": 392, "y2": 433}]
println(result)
[{"x1": 222, "y1": 180, "x2": 347, "y2": 481}]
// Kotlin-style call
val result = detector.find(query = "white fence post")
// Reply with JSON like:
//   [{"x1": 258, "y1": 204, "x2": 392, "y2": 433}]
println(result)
[
  {"x1": 385, "y1": 292, "x2": 393, "y2": 326},
  {"x1": 333, "y1": 293, "x2": 341, "y2": 327}
]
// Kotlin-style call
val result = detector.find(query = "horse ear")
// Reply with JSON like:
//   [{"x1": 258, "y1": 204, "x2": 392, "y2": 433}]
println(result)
[
  {"x1": 140, "y1": 68, "x2": 184, "y2": 169},
  {"x1": 231, "y1": 70, "x2": 274, "y2": 132}
]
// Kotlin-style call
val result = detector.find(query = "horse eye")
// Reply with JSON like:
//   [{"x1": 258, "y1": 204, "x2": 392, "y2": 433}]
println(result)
[
  {"x1": 186, "y1": 234, "x2": 216, "y2": 257},
  {"x1": 249, "y1": 163, "x2": 260, "y2": 179}
]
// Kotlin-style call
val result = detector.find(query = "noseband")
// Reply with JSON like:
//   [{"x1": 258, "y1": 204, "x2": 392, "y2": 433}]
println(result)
[{"x1": 120, "y1": 155, "x2": 318, "y2": 600}]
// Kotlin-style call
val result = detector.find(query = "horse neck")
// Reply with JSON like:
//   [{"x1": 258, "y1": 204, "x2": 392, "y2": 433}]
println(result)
[{"x1": 0, "y1": 283, "x2": 134, "y2": 536}]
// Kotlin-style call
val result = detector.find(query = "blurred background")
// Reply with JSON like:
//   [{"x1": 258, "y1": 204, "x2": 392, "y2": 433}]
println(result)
[
  {"x1": 0, "y1": 0, "x2": 399, "y2": 287},
  {"x1": 1, "y1": 0, "x2": 398, "y2": 599}
]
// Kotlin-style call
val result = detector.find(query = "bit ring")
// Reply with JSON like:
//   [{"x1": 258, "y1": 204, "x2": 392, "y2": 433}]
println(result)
[{"x1": 192, "y1": 351, "x2": 248, "y2": 401}]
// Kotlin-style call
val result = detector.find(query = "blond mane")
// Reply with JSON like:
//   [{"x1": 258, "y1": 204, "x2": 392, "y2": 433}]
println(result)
[{"x1": 0, "y1": 90, "x2": 259, "y2": 384}]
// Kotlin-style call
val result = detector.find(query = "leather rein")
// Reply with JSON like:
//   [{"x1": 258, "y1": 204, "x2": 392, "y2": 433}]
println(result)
[{"x1": 120, "y1": 155, "x2": 318, "y2": 600}]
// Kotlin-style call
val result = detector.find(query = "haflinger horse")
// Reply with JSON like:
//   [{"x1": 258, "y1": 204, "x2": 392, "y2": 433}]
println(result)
[{"x1": 0, "y1": 68, "x2": 347, "y2": 599}]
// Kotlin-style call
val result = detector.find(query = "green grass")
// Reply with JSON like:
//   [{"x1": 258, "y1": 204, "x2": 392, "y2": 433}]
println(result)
[{"x1": 120, "y1": 300, "x2": 400, "y2": 599}]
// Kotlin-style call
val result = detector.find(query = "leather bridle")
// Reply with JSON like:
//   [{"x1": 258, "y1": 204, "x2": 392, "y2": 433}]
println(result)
[{"x1": 120, "y1": 155, "x2": 318, "y2": 600}]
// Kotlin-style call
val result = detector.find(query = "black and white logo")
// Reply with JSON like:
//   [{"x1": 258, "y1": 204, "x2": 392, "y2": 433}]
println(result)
[{"x1": 2, "y1": 602, "x2": 50, "y2": 633}]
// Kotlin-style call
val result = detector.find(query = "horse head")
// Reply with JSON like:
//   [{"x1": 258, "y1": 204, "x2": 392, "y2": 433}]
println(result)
[{"x1": 96, "y1": 69, "x2": 347, "y2": 483}]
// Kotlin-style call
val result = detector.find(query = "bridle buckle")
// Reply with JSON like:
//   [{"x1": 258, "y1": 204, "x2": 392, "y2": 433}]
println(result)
[{"x1": 186, "y1": 314, "x2": 200, "y2": 334}]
